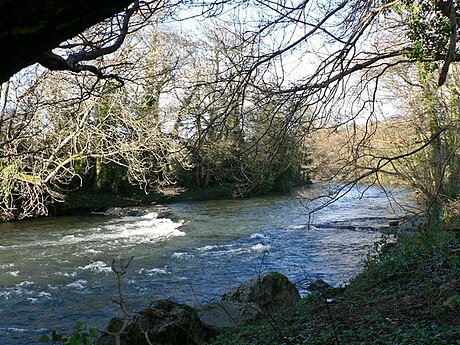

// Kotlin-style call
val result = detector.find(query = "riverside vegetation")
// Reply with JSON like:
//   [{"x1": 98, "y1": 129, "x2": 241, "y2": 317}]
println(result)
[{"x1": 3, "y1": 0, "x2": 460, "y2": 226}]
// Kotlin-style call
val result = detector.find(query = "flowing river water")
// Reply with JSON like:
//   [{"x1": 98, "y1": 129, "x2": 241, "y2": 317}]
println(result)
[{"x1": 0, "y1": 184, "x2": 419, "y2": 344}]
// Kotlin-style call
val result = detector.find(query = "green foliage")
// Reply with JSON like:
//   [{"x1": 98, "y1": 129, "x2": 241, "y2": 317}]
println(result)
[
  {"x1": 399, "y1": 0, "x2": 456, "y2": 61},
  {"x1": 182, "y1": 107, "x2": 311, "y2": 197},
  {"x1": 336, "y1": 317, "x2": 460, "y2": 345},
  {"x1": 39, "y1": 321, "x2": 98, "y2": 345},
  {"x1": 95, "y1": 161, "x2": 127, "y2": 193},
  {"x1": 362, "y1": 230, "x2": 459, "y2": 281},
  {"x1": 443, "y1": 197, "x2": 460, "y2": 226},
  {"x1": 0, "y1": 162, "x2": 17, "y2": 207},
  {"x1": 384, "y1": 58, "x2": 460, "y2": 222}
]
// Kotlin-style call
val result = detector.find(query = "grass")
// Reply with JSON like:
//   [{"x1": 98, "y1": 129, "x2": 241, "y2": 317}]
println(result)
[{"x1": 210, "y1": 230, "x2": 460, "y2": 345}]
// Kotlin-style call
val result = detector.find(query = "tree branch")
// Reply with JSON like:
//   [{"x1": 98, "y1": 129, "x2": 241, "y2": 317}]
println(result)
[
  {"x1": 36, "y1": 1, "x2": 142, "y2": 84},
  {"x1": 0, "y1": 0, "x2": 137, "y2": 82},
  {"x1": 437, "y1": 0, "x2": 457, "y2": 86}
]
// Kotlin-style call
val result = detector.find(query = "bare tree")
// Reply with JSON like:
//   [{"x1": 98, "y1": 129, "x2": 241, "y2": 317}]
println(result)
[
  {"x1": 166, "y1": 22, "x2": 311, "y2": 195},
  {"x1": 2, "y1": 0, "x2": 460, "y2": 219},
  {"x1": 0, "y1": 25, "x2": 192, "y2": 220},
  {"x1": 208, "y1": 0, "x2": 460, "y2": 211}
]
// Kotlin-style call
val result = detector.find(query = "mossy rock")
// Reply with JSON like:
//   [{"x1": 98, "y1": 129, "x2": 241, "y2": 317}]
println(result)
[
  {"x1": 222, "y1": 271, "x2": 301, "y2": 315},
  {"x1": 97, "y1": 300, "x2": 207, "y2": 345}
]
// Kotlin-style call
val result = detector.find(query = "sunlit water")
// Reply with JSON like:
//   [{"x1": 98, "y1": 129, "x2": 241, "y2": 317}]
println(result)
[{"x1": 0, "y1": 184, "x2": 418, "y2": 344}]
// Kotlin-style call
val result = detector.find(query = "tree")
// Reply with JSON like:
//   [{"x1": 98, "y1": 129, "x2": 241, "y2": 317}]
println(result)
[
  {"x1": 220, "y1": 0, "x2": 460, "y2": 209},
  {"x1": 2, "y1": 0, "x2": 460, "y2": 220},
  {"x1": 373, "y1": 62, "x2": 460, "y2": 221},
  {"x1": 164, "y1": 23, "x2": 311, "y2": 195},
  {"x1": 3, "y1": 0, "x2": 460, "y2": 99},
  {"x1": 0, "y1": 25, "x2": 192, "y2": 220}
]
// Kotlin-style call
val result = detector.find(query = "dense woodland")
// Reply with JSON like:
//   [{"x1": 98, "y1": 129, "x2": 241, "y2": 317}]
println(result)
[{"x1": 0, "y1": 0, "x2": 459, "y2": 229}]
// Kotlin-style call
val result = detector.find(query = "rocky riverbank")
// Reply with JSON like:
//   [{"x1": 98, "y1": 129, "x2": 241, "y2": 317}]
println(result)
[
  {"x1": 37, "y1": 214, "x2": 459, "y2": 345},
  {"x1": 91, "y1": 227, "x2": 460, "y2": 345},
  {"x1": 40, "y1": 226, "x2": 459, "y2": 344},
  {"x1": 210, "y1": 229, "x2": 460, "y2": 345},
  {"x1": 96, "y1": 272, "x2": 305, "y2": 345},
  {"x1": 92, "y1": 222, "x2": 460, "y2": 345}
]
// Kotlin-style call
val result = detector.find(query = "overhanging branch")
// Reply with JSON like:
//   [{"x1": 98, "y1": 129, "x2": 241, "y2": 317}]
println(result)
[
  {"x1": 0, "y1": 0, "x2": 137, "y2": 82},
  {"x1": 36, "y1": 0, "x2": 141, "y2": 84}
]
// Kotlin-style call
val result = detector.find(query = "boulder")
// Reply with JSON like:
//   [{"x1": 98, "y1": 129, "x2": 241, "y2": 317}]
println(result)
[
  {"x1": 96, "y1": 317, "x2": 126, "y2": 345},
  {"x1": 307, "y1": 279, "x2": 332, "y2": 293},
  {"x1": 97, "y1": 300, "x2": 207, "y2": 345},
  {"x1": 96, "y1": 317, "x2": 127, "y2": 345},
  {"x1": 97, "y1": 272, "x2": 301, "y2": 343},
  {"x1": 133, "y1": 299, "x2": 206, "y2": 345},
  {"x1": 101, "y1": 205, "x2": 172, "y2": 218},
  {"x1": 197, "y1": 300, "x2": 262, "y2": 331},
  {"x1": 388, "y1": 220, "x2": 400, "y2": 227},
  {"x1": 222, "y1": 271, "x2": 301, "y2": 315}
]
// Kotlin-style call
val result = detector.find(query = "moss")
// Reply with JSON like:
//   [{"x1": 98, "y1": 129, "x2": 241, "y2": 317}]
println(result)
[
  {"x1": 117, "y1": 301, "x2": 206, "y2": 345},
  {"x1": 269, "y1": 272, "x2": 288, "y2": 296}
]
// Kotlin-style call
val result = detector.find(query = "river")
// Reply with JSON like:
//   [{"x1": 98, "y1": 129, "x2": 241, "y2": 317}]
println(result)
[{"x1": 0, "y1": 184, "x2": 418, "y2": 344}]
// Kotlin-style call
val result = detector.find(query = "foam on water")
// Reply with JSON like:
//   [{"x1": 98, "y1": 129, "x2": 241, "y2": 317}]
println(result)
[
  {"x1": 37, "y1": 291, "x2": 52, "y2": 298},
  {"x1": 195, "y1": 242, "x2": 273, "y2": 256},
  {"x1": 250, "y1": 233, "x2": 270, "y2": 240},
  {"x1": 16, "y1": 281, "x2": 35, "y2": 287},
  {"x1": 80, "y1": 249, "x2": 103, "y2": 255},
  {"x1": 25, "y1": 291, "x2": 52, "y2": 304},
  {"x1": 138, "y1": 267, "x2": 169, "y2": 276},
  {"x1": 117, "y1": 218, "x2": 186, "y2": 242},
  {"x1": 66, "y1": 279, "x2": 88, "y2": 290},
  {"x1": 0, "y1": 281, "x2": 38, "y2": 300},
  {"x1": 196, "y1": 245, "x2": 218, "y2": 251},
  {"x1": 172, "y1": 252, "x2": 194, "y2": 260},
  {"x1": 0, "y1": 328, "x2": 28, "y2": 333},
  {"x1": 6, "y1": 271, "x2": 19, "y2": 276},
  {"x1": 7, "y1": 217, "x2": 185, "y2": 251},
  {"x1": 138, "y1": 212, "x2": 161, "y2": 220},
  {"x1": 286, "y1": 224, "x2": 307, "y2": 230},
  {"x1": 249, "y1": 243, "x2": 272, "y2": 253},
  {"x1": 78, "y1": 261, "x2": 111, "y2": 273},
  {"x1": 196, "y1": 243, "x2": 236, "y2": 252}
]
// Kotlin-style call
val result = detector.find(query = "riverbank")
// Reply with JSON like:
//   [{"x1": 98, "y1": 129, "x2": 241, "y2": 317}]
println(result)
[
  {"x1": 48, "y1": 185, "x2": 234, "y2": 216},
  {"x1": 48, "y1": 184, "x2": 297, "y2": 216},
  {"x1": 210, "y1": 229, "x2": 460, "y2": 345}
]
